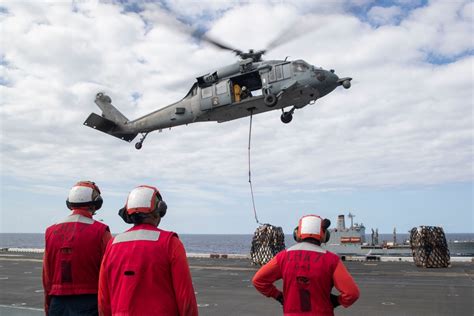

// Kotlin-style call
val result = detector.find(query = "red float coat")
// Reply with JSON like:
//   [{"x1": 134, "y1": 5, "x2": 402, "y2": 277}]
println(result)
[
  {"x1": 253, "y1": 242, "x2": 360, "y2": 316},
  {"x1": 98, "y1": 224, "x2": 198, "y2": 316},
  {"x1": 42, "y1": 209, "x2": 111, "y2": 313}
]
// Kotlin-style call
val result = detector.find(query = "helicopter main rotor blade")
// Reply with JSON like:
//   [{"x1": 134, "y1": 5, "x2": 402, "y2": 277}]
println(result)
[
  {"x1": 264, "y1": 18, "x2": 320, "y2": 52},
  {"x1": 142, "y1": 8, "x2": 243, "y2": 55},
  {"x1": 201, "y1": 34, "x2": 242, "y2": 55}
]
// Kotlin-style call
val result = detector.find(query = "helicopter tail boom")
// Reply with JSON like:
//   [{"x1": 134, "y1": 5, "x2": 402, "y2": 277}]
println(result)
[
  {"x1": 83, "y1": 112, "x2": 138, "y2": 142},
  {"x1": 83, "y1": 93, "x2": 138, "y2": 142}
]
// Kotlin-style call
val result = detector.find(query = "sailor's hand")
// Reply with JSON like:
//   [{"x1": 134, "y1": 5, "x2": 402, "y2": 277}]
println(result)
[
  {"x1": 275, "y1": 293, "x2": 284, "y2": 306},
  {"x1": 330, "y1": 294, "x2": 341, "y2": 308}
]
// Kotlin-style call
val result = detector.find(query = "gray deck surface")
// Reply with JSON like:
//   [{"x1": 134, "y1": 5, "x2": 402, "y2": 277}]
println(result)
[{"x1": 0, "y1": 252, "x2": 472, "y2": 315}]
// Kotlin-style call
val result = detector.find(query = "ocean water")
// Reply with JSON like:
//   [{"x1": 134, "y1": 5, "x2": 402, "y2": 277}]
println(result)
[{"x1": 1, "y1": 233, "x2": 473, "y2": 255}]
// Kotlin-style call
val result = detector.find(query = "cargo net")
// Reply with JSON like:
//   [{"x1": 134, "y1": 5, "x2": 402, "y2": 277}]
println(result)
[
  {"x1": 410, "y1": 226, "x2": 450, "y2": 268},
  {"x1": 250, "y1": 224, "x2": 286, "y2": 266}
]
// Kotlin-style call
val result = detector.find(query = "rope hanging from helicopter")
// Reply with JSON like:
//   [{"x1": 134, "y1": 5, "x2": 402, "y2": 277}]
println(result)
[
  {"x1": 248, "y1": 110, "x2": 261, "y2": 225},
  {"x1": 248, "y1": 110, "x2": 286, "y2": 265}
]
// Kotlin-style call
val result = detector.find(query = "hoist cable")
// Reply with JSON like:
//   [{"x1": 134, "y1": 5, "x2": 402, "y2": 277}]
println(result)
[{"x1": 248, "y1": 110, "x2": 261, "y2": 225}]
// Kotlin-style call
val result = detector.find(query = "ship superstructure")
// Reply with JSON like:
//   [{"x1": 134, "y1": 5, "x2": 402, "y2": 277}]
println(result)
[{"x1": 322, "y1": 213, "x2": 411, "y2": 256}]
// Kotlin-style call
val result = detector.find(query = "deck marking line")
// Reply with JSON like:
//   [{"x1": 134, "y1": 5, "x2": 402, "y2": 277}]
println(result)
[
  {"x1": 190, "y1": 265, "x2": 256, "y2": 271},
  {"x1": 0, "y1": 304, "x2": 43, "y2": 311},
  {"x1": 0, "y1": 258, "x2": 43, "y2": 263}
]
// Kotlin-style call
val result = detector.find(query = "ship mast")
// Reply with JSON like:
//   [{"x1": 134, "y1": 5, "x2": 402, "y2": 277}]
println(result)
[{"x1": 348, "y1": 212, "x2": 355, "y2": 228}]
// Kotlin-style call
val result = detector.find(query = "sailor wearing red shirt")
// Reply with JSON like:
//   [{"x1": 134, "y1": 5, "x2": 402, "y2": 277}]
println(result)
[
  {"x1": 98, "y1": 185, "x2": 198, "y2": 316},
  {"x1": 43, "y1": 181, "x2": 112, "y2": 315},
  {"x1": 252, "y1": 215, "x2": 360, "y2": 316}
]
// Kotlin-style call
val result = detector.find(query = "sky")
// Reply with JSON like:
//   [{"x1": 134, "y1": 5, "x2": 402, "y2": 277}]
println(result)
[{"x1": 0, "y1": 0, "x2": 473, "y2": 234}]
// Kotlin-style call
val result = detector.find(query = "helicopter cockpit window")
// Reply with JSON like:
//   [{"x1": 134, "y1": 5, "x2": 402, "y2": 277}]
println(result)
[
  {"x1": 201, "y1": 86, "x2": 213, "y2": 99},
  {"x1": 282, "y1": 63, "x2": 291, "y2": 78},
  {"x1": 293, "y1": 61, "x2": 309, "y2": 72},
  {"x1": 269, "y1": 63, "x2": 291, "y2": 83},
  {"x1": 268, "y1": 69, "x2": 276, "y2": 82},
  {"x1": 275, "y1": 65, "x2": 283, "y2": 80}
]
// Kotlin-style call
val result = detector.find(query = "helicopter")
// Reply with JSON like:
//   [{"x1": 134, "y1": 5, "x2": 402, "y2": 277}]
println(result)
[{"x1": 84, "y1": 21, "x2": 352, "y2": 150}]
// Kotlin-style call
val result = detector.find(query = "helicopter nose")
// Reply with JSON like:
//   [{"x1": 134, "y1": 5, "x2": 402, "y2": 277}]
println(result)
[
  {"x1": 314, "y1": 69, "x2": 339, "y2": 88},
  {"x1": 327, "y1": 69, "x2": 339, "y2": 83},
  {"x1": 311, "y1": 69, "x2": 340, "y2": 97}
]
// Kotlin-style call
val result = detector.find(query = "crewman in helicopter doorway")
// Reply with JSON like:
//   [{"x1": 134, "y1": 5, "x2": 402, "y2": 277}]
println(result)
[{"x1": 252, "y1": 215, "x2": 360, "y2": 316}]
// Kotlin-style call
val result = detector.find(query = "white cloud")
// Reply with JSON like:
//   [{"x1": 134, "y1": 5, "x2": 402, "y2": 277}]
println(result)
[
  {"x1": 402, "y1": 0, "x2": 473, "y2": 58},
  {"x1": 368, "y1": 5, "x2": 403, "y2": 25},
  {"x1": 0, "y1": 0, "x2": 472, "y2": 232}
]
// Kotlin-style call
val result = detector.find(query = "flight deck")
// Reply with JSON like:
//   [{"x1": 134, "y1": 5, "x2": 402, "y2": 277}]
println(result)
[{"x1": 0, "y1": 251, "x2": 472, "y2": 316}]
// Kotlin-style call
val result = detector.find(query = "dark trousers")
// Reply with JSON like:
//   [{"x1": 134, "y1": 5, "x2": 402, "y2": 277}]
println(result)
[{"x1": 48, "y1": 294, "x2": 98, "y2": 316}]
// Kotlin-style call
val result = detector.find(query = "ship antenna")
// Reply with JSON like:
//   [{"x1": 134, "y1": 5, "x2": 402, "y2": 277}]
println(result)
[{"x1": 348, "y1": 212, "x2": 355, "y2": 228}]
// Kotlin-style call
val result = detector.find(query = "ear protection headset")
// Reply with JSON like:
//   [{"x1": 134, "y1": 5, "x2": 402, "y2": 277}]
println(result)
[
  {"x1": 321, "y1": 218, "x2": 331, "y2": 243},
  {"x1": 154, "y1": 191, "x2": 168, "y2": 218},
  {"x1": 293, "y1": 215, "x2": 331, "y2": 243},
  {"x1": 66, "y1": 181, "x2": 103, "y2": 211}
]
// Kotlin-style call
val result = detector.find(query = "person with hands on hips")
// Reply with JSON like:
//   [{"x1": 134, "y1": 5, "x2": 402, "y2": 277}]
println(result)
[{"x1": 252, "y1": 214, "x2": 360, "y2": 316}]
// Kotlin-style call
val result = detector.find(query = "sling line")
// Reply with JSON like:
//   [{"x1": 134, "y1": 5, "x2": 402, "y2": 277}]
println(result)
[{"x1": 248, "y1": 110, "x2": 261, "y2": 225}]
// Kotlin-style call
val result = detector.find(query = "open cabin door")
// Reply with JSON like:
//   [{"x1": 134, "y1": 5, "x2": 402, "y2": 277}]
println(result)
[{"x1": 231, "y1": 71, "x2": 263, "y2": 103}]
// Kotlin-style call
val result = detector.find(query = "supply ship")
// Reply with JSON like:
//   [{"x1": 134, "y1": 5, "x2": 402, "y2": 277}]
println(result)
[{"x1": 322, "y1": 213, "x2": 412, "y2": 256}]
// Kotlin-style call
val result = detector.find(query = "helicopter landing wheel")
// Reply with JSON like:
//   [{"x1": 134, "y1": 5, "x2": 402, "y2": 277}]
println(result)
[
  {"x1": 281, "y1": 112, "x2": 293, "y2": 124},
  {"x1": 135, "y1": 132, "x2": 149, "y2": 150},
  {"x1": 264, "y1": 94, "x2": 277, "y2": 107}
]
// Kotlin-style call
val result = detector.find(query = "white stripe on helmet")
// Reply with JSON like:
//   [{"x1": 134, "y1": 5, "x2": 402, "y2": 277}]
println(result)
[
  {"x1": 68, "y1": 186, "x2": 94, "y2": 203},
  {"x1": 300, "y1": 215, "x2": 322, "y2": 235},
  {"x1": 127, "y1": 186, "x2": 155, "y2": 210}
]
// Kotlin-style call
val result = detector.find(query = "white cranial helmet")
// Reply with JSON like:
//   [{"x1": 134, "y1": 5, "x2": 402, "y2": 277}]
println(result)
[
  {"x1": 125, "y1": 185, "x2": 167, "y2": 217},
  {"x1": 66, "y1": 181, "x2": 102, "y2": 210}
]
